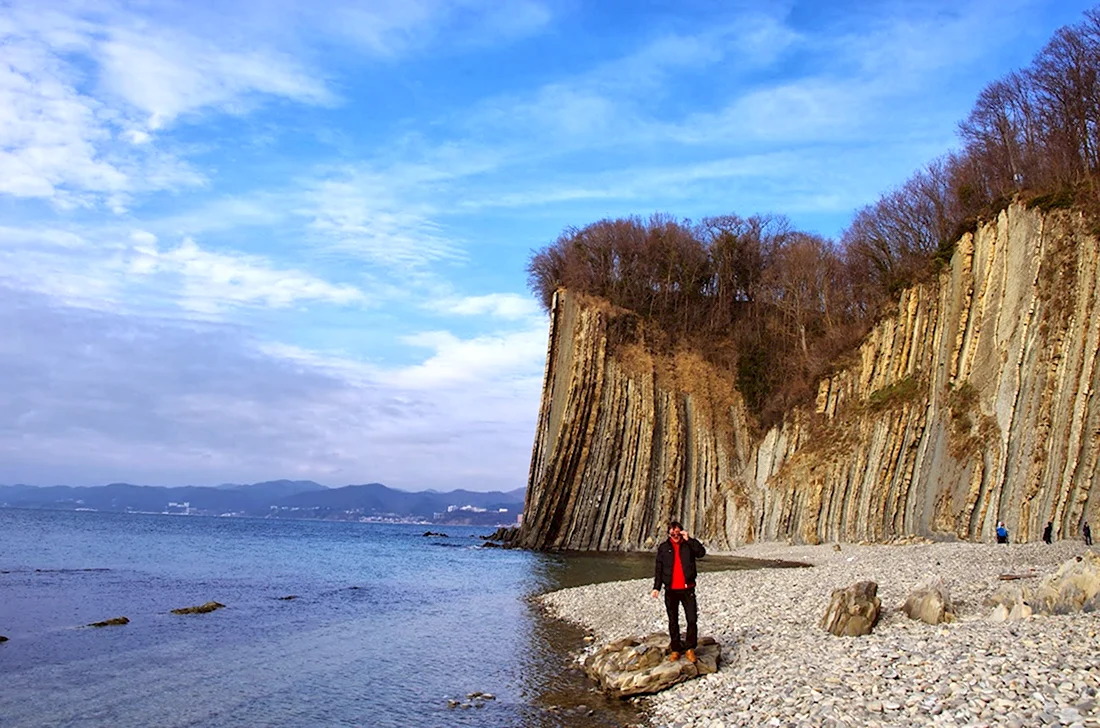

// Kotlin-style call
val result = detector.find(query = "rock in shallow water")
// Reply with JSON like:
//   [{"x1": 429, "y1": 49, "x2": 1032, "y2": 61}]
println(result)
[
  {"x1": 582, "y1": 633, "x2": 720, "y2": 697},
  {"x1": 171, "y1": 601, "x2": 225, "y2": 615}
]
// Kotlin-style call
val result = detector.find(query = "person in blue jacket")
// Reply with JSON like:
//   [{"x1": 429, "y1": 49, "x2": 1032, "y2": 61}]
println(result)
[
  {"x1": 651, "y1": 521, "x2": 706, "y2": 663},
  {"x1": 996, "y1": 521, "x2": 1009, "y2": 544}
]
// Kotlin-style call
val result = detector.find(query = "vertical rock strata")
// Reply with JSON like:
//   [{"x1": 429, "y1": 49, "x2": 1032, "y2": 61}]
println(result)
[{"x1": 519, "y1": 205, "x2": 1100, "y2": 550}]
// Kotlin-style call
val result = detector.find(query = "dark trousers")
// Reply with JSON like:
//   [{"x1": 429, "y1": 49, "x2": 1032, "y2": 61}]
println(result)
[{"x1": 664, "y1": 587, "x2": 698, "y2": 652}]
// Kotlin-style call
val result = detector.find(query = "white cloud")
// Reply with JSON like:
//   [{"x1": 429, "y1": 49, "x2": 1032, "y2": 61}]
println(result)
[
  {"x1": 0, "y1": 0, "x2": 339, "y2": 210},
  {"x1": 0, "y1": 35, "x2": 128, "y2": 203},
  {"x1": 0, "y1": 224, "x2": 366, "y2": 315},
  {"x1": 433, "y1": 293, "x2": 542, "y2": 320},
  {"x1": 128, "y1": 237, "x2": 367, "y2": 313},
  {"x1": 392, "y1": 327, "x2": 547, "y2": 389},
  {"x1": 0, "y1": 20, "x2": 205, "y2": 208},
  {"x1": 97, "y1": 26, "x2": 334, "y2": 131}
]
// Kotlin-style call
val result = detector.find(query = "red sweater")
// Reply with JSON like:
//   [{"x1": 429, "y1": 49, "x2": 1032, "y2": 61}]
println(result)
[{"x1": 670, "y1": 539, "x2": 687, "y2": 589}]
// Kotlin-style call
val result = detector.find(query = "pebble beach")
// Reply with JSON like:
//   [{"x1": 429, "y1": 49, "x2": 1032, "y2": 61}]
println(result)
[{"x1": 539, "y1": 541, "x2": 1100, "y2": 728}]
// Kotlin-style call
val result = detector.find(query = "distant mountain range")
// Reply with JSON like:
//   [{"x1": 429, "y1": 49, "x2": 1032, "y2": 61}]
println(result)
[{"x1": 0, "y1": 480, "x2": 525, "y2": 525}]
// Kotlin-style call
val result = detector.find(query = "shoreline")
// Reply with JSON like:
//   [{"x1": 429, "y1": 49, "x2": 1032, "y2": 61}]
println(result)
[{"x1": 539, "y1": 540, "x2": 1100, "y2": 728}]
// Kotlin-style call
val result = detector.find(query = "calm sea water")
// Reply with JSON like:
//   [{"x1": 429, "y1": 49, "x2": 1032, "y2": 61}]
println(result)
[
  {"x1": 0, "y1": 509, "x2": 645, "y2": 727},
  {"x1": 0, "y1": 509, "x2": 775, "y2": 728}
]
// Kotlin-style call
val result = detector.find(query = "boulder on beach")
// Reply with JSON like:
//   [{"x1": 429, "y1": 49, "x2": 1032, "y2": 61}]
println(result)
[
  {"x1": 820, "y1": 580, "x2": 881, "y2": 636},
  {"x1": 582, "y1": 632, "x2": 720, "y2": 698},
  {"x1": 987, "y1": 551, "x2": 1100, "y2": 620},
  {"x1": 901, "y1": 577, "x2": 956, "y2": 625},
  {"x1": 87, "y1": 616, "x2": 130, "y2": 627},
  {"x1": 171, "y1": 601, "x2": 226, "y2": 615}
]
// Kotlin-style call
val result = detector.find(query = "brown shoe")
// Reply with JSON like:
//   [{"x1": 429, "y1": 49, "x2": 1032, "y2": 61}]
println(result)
[
  {"x1": 685, "y1": 649, "x2": 697, "y2": 663},
  {"x1": 667, "y1": 651, "x2": 680, "y2": 662}
]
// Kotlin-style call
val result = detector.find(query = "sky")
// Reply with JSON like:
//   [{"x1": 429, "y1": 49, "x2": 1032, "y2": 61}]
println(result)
[{"x1": 1, "y1": 0, "x2": 1094, "y2": 491}]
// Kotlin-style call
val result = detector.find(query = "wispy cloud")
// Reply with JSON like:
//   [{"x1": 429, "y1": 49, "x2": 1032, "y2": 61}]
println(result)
[
  {"x1": 0, "y1": 225, "x2": 366, "y2": 316},
  {"x1": 300, "y1": 169, "x2": 463, "y2": 270},
  {"x1": 98, "y1": 26, "x2": 335, "y2": 131}
]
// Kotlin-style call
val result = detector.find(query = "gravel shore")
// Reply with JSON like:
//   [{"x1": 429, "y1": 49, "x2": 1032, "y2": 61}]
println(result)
[{"x1": 539, "y1": 541, "x2": 1100, "y2": 728}]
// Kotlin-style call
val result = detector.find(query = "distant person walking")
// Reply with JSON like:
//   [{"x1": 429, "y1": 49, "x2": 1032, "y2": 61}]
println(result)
[
  {"x1": 651, "y1": 521, "x2": 706, "y2": 663},
  {"x1": 996, "y1": 521, "x2": 1009, "y2": 544},
  {"x1": 1085, "y1": 522, "x2": 1093, "y2": 546},
  {"x1": 1043, "y1": 521, "x2": 1054, "y2": 544}
]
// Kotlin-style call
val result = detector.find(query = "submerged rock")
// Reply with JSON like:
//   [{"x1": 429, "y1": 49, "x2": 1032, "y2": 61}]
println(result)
[
  {"x1": 820, "y1": 581, "x2": 881, "y2": 636},
  {"x1": 582, "y1": 632, "x2": 720, "y2": 697},
  {"x1": 171, "y1": 601, "x2": 226, "y2": 615},
  {"x1": 87, "y1": 616, "x2": 130, "y2": 627}
]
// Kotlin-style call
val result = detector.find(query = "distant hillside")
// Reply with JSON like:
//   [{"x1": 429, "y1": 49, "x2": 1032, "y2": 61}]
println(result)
[{"x1": 0, "y1": 481, "x2": 524, "y2": 525}]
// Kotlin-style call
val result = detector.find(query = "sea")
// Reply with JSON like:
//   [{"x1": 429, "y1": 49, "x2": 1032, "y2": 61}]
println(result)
[{"x1": 0, "y1": 508, "x2": 765, "y2": 728}]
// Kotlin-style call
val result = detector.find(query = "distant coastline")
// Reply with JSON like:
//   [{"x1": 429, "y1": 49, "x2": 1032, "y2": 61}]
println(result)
[{"x1": 0, "y1": 479, "x2": 524, "y2": 527}]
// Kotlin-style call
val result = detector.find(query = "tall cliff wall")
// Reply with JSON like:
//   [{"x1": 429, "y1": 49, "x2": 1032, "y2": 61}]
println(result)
[{"x1": 518, "y1": 204, "x2": 1100, "y2": 550}]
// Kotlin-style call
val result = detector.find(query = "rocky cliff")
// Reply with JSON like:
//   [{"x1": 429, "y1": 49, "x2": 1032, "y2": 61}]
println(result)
[{"x1": 518, "y1": 204, "x2": 1100, "y2": 550}]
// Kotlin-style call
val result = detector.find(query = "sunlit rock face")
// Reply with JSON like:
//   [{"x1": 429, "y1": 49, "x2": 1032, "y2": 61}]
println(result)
[{"x1": 519, "y1": 204, "x2": 1100, "y2": 550}]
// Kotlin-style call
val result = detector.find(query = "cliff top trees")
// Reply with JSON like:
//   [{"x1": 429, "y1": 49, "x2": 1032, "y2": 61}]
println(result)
[
  {"x1": 527, "y1": 213, "x2": 865, "y2": 427},
  {"x1": 528, "y1": 4, "x2": 1100, "y2": 427}
]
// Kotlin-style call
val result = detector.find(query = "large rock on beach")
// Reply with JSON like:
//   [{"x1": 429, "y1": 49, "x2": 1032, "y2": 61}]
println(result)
[
  {"x1": 901, "y1": 577, "x2": 955, "y2": 624},
  {"x1": 988, "y1": 551, "x2": 1100, "y2": 619},
  {"x1": 582, "y1": 633, "x2": 720, "y2": 697},
  {"x1": 820, "y1": 580, "x2": 881, "y2": 636}
]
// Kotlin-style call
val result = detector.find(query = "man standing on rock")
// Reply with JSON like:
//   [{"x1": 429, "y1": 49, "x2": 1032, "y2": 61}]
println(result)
[{"x1": 651, "y1": 521, "x2": 706, "y2": 663}]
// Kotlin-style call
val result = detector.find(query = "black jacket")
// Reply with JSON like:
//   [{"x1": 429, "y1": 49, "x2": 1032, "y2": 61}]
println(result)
[{"x1": 653, "y1": 537, "x2": 706, "y2": 591}]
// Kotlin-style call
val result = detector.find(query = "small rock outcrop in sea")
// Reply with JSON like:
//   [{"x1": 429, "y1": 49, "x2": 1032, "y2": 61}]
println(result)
[
  {"x1": 0, "y1": 635, "x2": 8, "y2": 643},
  {"x1": 171, "y1": 601, "x2": 225, "y2": 615},
  {"x1": 87, "y1": 616, "x2": 130, "y2": 627},
  {"x1": 445, "y1": 692, "x2": 496, "y2": 710},
  {"x1": 988, "y1": 551, "x2": 1100, "y2": 620},
  {"x1": 901, "y1": 577, "x2": 955, "y2": 625},
  {"x1": 422, "y1": 531, "x2": 448, "y2": 537},
  {"x1": 820, "y1": 581, "x2": 881, "y2": 636},
  {"x1": 582, "y1": 633, "x2": 720, "y2": 697},
  {"x1": 481, "y1": 526, "x2": 520, "y2": 548}
]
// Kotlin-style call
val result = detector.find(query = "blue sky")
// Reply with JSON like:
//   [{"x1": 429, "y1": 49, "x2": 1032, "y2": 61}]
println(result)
[{"x1": 1, "y1": 0, "x2": 1093, "y2": 491}]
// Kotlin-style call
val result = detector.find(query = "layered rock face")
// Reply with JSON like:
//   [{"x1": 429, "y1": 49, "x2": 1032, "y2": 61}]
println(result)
[{"x1": 519, "y1": 205, "x2": 1100, "y2": 550}]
